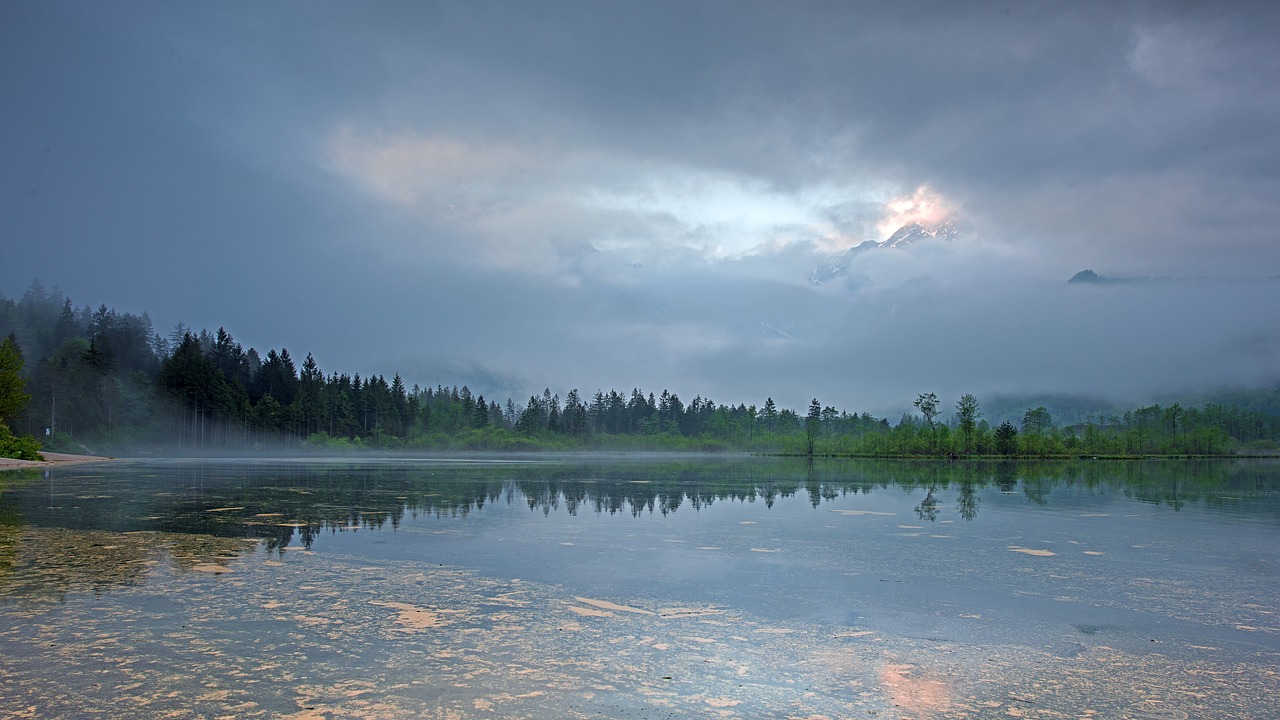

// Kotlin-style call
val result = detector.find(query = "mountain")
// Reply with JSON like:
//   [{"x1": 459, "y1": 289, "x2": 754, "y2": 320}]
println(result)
[
  {"x1": 808, "y1": 240, "x2": 879, "y2": 285},
  {"x1": 810, "y1": 217, "x2": 962, "y2": 285},
  {"x1": 883, "y1": 217, "x2": 961, "y2": 248},
  {"x1": 1066, "y1": 270, "x2": 1200, "y2": 286},
  {"x1": 1068, "y1": 269, "x2": 1105, "y2": 284}
]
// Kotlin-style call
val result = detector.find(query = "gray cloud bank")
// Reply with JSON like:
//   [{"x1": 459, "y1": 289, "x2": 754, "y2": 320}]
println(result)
[{"x1": 3, "y1": 1, "x2": 1278, "y2": 414}]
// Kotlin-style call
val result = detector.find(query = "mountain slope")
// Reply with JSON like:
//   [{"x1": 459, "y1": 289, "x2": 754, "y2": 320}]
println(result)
[{"x1": 810, "y1": 217, "x2": 962, "y2": 285}]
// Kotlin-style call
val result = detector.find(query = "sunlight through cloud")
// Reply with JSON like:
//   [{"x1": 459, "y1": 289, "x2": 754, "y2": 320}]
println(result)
[
  {"x1": 325, "y1": 124, "x2": 949, "y2": 269},
  {"x1": 876, "y1": 185, "x2": 958, "y2": 238}
]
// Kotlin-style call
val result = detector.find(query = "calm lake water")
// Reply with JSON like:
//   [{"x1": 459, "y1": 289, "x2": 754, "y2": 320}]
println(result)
[{"x1": 1, "y1": 455, "x2": 1278, "y2": 719}]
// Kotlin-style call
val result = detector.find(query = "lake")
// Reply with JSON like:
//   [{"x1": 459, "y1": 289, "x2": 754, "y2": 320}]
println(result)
[{"x1": 1, "y1": 456, "x2": 1277, "y2": 719}]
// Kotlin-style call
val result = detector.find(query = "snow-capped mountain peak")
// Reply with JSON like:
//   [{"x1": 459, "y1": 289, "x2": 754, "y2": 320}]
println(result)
[{"x1": 810, "y1": 216, "x2": 962, "y2": 285}]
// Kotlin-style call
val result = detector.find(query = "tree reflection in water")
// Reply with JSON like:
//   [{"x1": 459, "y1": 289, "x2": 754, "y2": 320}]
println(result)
[{"x1": 0, "y1": 457, "x2": 1276, "y2": 555}]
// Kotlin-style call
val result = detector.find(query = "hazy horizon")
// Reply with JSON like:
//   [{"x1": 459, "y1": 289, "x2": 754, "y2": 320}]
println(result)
[{"x1": 5, "y1": 1, "x2": 1279, "y2": 415}]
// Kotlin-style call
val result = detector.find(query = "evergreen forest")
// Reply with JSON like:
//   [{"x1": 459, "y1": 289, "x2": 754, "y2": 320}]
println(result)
[{"x1": 3, "y1": 281, "x2": 1280, "y2": 459}]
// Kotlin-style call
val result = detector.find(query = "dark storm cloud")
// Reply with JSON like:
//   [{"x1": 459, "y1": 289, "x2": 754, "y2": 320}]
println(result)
[{"x1": 2, "y1": 1, "x2": 1278, "y2": 412}]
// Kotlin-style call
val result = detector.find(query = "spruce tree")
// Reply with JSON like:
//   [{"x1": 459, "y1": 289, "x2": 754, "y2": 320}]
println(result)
[{"x1": 0, "y1": 334, "x2": 31, "y2": 422}]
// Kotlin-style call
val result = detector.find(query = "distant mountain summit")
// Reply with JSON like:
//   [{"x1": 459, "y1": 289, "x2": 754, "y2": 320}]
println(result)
[
  {"x1": 882, "y1": 218, "x2": 961, "y2": 248},
  {"x1": 1068, "y1": 269, "x2": 1105, "y2": 284},
  {"x1": 810, "y1": 216, "x2": 963, "y2": 285},
  {"x1": 1065, "y1": 269, "x2": 1228, "y2": 286}
]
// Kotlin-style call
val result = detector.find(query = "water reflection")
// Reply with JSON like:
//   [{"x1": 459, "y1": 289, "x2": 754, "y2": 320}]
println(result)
[
  {"x1": 1, "y1": 457, "x2": 1278, "y2": 718},
  {"x1": 1, "y1": 458, "x2": 1277, "y2": 549},
  {"x1": 0, "y1": 456, "x2": 1275, "y2": 602},
  {"x1": 912, "y1": 484, "x2": 936, "y2": 521}
]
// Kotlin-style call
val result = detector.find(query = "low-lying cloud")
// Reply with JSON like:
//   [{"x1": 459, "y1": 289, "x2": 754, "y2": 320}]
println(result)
[{"x1": 4, "y1": 1, "x2": 1278, "y2": 417}]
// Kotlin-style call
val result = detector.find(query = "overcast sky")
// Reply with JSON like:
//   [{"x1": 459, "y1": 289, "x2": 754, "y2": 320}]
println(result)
[{"x1": 3, "y1": 1, "x2": 1278, "y2": 414}]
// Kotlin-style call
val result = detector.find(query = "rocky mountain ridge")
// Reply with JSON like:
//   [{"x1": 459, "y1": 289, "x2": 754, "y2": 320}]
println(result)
[{"x1": 810, "y1": 217, "x2": 962, "y2": 285}]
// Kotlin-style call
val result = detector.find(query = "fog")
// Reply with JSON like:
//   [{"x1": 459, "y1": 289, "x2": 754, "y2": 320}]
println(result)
[
  {"x1": 348, "y1": 243, "x2": 1279, "y2": 414},
  {"x1": 3, "y1": 1, "x2": 1278, "y2": 415}
]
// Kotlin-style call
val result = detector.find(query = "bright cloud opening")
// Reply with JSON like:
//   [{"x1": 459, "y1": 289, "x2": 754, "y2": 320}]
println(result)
[
  {"x1": 876, "y1": 186, "x2": 957, "y2": 237},
  {"x1": 326, "y1": 125, "x2": 968, "y2": 272}
]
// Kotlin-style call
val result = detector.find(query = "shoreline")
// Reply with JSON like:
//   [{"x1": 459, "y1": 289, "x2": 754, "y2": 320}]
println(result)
[
  {"x1": 0, "y1": 452, "x2": 114, "y2": 471},
  {"x1": 2, "y1": 450, "x2": 1271, "y2": 469}
]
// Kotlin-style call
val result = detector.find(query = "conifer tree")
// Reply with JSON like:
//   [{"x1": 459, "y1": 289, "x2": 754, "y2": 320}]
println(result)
[{"x1": 0, "y1": 334, "x2": 31, "y2": 422}]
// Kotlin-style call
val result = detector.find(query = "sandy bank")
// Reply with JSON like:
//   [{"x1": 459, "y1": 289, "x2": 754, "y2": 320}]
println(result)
[{"x1": 0, "y1": 452, "x2": 114, "y2": 470}]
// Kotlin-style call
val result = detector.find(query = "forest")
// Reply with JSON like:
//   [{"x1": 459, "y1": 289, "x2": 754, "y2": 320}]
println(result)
[{"x1": 2, "y1": 280, "x2": 1280, "y2": 459}]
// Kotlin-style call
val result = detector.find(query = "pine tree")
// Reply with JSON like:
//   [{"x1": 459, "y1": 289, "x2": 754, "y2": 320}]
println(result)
[
  {"x1": 806, "y1": 398, "x2": 822, "y2": 456},
  {"x1": 0, "y1": 334, "x2": 31, "y2": 422},
  {"x1": 995, "y1": 420, "x2": 1019, "y2": 456},
  {"x1": 762, "y1": 397, "x2": 778, "y2": 433}
]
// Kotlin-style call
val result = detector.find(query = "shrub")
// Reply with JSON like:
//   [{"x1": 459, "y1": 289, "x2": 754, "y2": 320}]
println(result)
[{"x1": 0, "y1": 421, "x2": 42, "y2": 461}]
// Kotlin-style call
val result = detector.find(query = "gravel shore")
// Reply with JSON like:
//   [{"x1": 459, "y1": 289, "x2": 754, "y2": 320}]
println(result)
[{"x1": 0, "y1": 452, "x2": 113, "y2": 470}]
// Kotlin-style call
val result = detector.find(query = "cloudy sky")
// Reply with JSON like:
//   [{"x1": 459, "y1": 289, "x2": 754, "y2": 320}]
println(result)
[{"x1": 3, "y1": 1, "x2": 1278, "y2": 414}]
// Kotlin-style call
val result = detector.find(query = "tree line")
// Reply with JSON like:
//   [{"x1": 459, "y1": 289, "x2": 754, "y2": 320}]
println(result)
[{"x1": 2, "y1": 280, "x2": 1279, "y2": 457}]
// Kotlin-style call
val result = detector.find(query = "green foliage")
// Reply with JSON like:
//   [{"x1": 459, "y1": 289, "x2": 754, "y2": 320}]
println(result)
[
  {"x1": 913, "y1": 392, "x2": 939, "y2": 426},
  {"x1": 995, "y1": 421, "x2": 1018, "y2": 456},
  {"x1": 0, "y1": 421, "x2": 41, "y2": 461},
  {"x1": 303, "y1": 433, "x2": 366, "y2": 451},
  {"x1": 39, "y1": 430, "x2": 83, "y2": 454},
  {"x1": 0, "y1": 335, "x2": 31, "y2": 422},
  {"x1": 955, "y1": 393, "x2": 980, "y2": 454},
  {"x1": 805, "y1": 398, "x2": 821, "y2": 456},
  {"x1": 3, "y1": 281, "x2": 1279, "y2": 458},
  {"x1": 1021, "y1": 406, "x2": 1054, "y2": 435}
]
